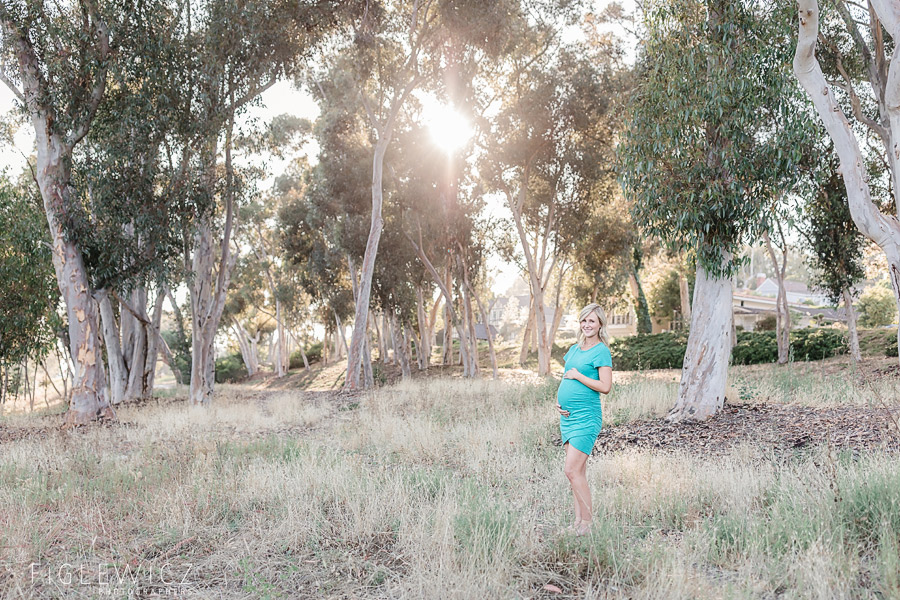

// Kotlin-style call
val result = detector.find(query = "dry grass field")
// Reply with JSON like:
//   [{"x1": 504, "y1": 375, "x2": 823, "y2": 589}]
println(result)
[{"x1": 1, "y1": 359, "x2": 900, "y2": 598}]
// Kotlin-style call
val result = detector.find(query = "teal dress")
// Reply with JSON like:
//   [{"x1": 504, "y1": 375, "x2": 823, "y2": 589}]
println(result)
[{"x1": 557, "y1": 342, "x2": 612, "y2": 455}]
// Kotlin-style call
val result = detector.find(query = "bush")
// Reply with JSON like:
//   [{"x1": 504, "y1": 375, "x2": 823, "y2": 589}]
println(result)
[
  {"x1": 611, "y1": 328, "x2": 848, "y2": 371},
  {"x1": 790, "y1": 328, "x2": 847, "y2": 361},
  {"x1": 215, "y1": 353, "x2": 247, "y2": 383},
  {"x1": 858, "y1": 286, "x2": 895, "y2": 328},
  {"x1": 610, "y1": 331, "x2": 688, "y2": 371},
  {"x1": 289, "y1": 342, "x2": 323, "y2": 369},
  {"x1": 731, "y1": 331, "x2": 777, "y2": 365},
  {"x1": 755, "y1": 314, "x2": 777, "y2": 331}
]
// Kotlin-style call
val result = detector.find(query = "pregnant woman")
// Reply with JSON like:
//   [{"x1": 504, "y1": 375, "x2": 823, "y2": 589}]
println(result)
[{"x1": 556, "y1": 303, "x2": 613, "y2": 536}]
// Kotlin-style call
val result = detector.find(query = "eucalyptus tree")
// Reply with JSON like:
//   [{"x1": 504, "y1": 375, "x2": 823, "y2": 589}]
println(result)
[
  {"x1": 619, "y1": 0, "x2": 811, "y2": 421},
  {"x1": 221, "y1": 253, "x2": 270, "y2": 377},
  {"x1": 392, "y1": 119, "x2": 484, "y2": 377},
  {"x1": 570, "y1": 194, "x2": 636, "y2": 312},
  {"x1": 799, "y1": 153, "x2": 866, "y2": 362},
  {"x1": 0, "y1": 0, "x2": 169, "y2": 423},
  {"x1": 73, "y1": 3, "x2": 188, "y2": 405},
  {"x1": 277, "y1": 156, "x2": 358, "y2": 370},
  {"x1": 0, "y1": 175, "x2": 58, "y2": 403},
  {"x1": 794, "y1": 0, "x2": 900, "y2": 364},
  {"x1": 317, "y1": 0, "x2": 523, "y2": 389},
  {"x1": 173, "y1": 0, "x2": 345, "y2": 405},
  {"x1": 483, "y1": 37, "x2": 620, "y2": 375}
]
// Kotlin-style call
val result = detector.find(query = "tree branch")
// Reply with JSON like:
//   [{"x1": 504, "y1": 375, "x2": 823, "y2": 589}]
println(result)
[{"x1": 0, "y1": 70, "x2": 24, "y2": 103}]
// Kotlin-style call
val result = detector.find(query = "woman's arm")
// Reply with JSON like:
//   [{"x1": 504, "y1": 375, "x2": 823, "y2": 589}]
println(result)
[{"x1": 564, "y1": 366, "x2": 612, "y2": 394}]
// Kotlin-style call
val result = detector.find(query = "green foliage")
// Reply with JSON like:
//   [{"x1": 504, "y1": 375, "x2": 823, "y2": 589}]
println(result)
[
  {"x1": 612, "y1": 328, "x2": 848, "y2": 370},
  {"x1": 0, "y1": 176, "x2": 58, "y2": 366},
  {"x1": 161, "y1": 329, "x2": 192, "y2": 384},
  {"x1": 648, "y1": 269, "x2": 681, "y2": 319},
  {"x1": 288, "y1": 342, "x2": 322, "y2": 369},
  {"x1": 756, "y1": 314, "x2": 777, "y2": 331},
  {"x1": 800, "y1": 152, "x2": 866, "y2": 307},
  {"x1": 731, "y1": 331, "x2": 778, "y2": 365},
  {"x1": 618, "y1": 0, "x2": 815, "y2": 275},
  {"x1": 215, "y1": 353, "x2": 247, "y2": 384},
  {"x1": 857, "y1": 286, "x2": 895, "y2": 328},
  {"x1": 790, "y1": 328, "x2": 847, "y2": 361},
  {"x1": 610, "y1": 332, "x2": 689, "y2": 371}
]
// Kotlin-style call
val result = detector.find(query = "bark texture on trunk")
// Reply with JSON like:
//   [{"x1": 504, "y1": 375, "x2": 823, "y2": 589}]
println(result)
[
  {"x1": 346, "y1": 139, "x2": 388, "y2": 389},
  {"x1": 230, "y1": 319, "x2": 260, "y2": 376},
  {"x1": 391, "y1": 311, "x2": 412, "y2": 380},
  {"x1": 679, "y1": 272, "x2": 692, "y2": 324},
  {"x1": 4, "y1": 15, "x2": 114, "y2": 424},
  {"x1": 508, "y1": 183, "x2": 552, "y2": 375},
  {"x1": 668, "y1": 257, "x2": 733, "y2": 422},
  {"x1": 415, "y1": 285, "x2": 431, "y2": 370}
]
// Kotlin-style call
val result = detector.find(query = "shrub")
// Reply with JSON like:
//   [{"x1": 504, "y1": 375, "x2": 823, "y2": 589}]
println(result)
[
  {"x1": 731, "y1": 331, "x2": 777, "y2": 365},
  {"x1": 611, "y1": 328, "x2": 848, "y2": 371},
  {"x1": 215, "y1": 353, "x2": 247, "y2": 383},
  {"x1": 755, "y1": 314, "x2": 777, "y2": 331},
  {"x1": 858, "y1": 286, "x2": 895, "y2": 328},
  {"x1": 289, "y1": 342, "x2": 323, "y2": 369},
  {"x1": 790, "y1": 328, "x2": 847, "y2": 361},
  {"x1": 609, "y1": 331, "x2": 688, "y2": 371}
]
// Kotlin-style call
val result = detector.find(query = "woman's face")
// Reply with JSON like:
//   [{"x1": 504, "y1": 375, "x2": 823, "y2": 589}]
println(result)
[{"x1": 581, "y1": 312, "x2": 601, "y2": 339}]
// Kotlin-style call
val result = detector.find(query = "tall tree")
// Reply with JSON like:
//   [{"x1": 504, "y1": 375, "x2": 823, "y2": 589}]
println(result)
[
  {"x1": 1, "y1": 0, "x2": 133, "y2": 423},
  {"x1": 619, "y1": 0, "x2": 811, "y2": 421},
  {"x1": 484, "y1": 36, "x2": 621, "y2": 375},
  {"x1": 794, "y1": 0, "x2": 900, "y2": 364},
  {"x1": 799, "y1": 153, "x2": 867, "y2": 362},
  {"x1": 177, "y1": 0, "x2": 343, "y2": 405},
  {"x1": 0, "y1": 175, "x2": 58, "y2": 404},
  {"x1": 326, "y1": 0, "x2": 522, "y2": 388}
]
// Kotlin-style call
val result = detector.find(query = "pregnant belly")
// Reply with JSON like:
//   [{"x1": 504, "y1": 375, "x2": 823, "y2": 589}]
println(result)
[{"x1": 557, "y1": 380, "x2": 600, "y2": 411}]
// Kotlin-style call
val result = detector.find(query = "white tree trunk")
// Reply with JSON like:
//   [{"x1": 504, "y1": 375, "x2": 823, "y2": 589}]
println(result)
[
  {"x1": 391, "y1": 311, "x2": 412, "y2": 380},
  {"x1": 189, "y1": 214, "x2": 234, "y2": 405},
  {"x1": 273, "y1": 298, "x2": 288, "y2": 377},
  {"x1": 407, "y1": 235, "x2": 476, "y2": 376},
  {"x1": 346, "y1": 138, "x2": 388, "y2": 389},
  {"x1": 679, "y1": 272, "x2": 692, "y2": 323},
  {"x1": 843, "y1": 287, "x2": 862, "y2": 363},
  {"x1": 763, "y1": 231, "x2": 791, "y2": 364},
  {"x1": 508, "y1": 185, "x2": 552, "y2": 375},
  {"x1": 122, "y1": 287, "x2": 147, "y2": 401},
  {"x1": 3, "y1": 12, "x2": 114, "y2": 425},
  {"x1": 416, "y1": 285, "x2": 430, "y2": 369},
  {"x1": 795, "y1": 0, "x2": 900, "y2": 366},
  {"x1": 373, "y1": 311, "x2": 385, "y2": 362},
  {"x1": 668, "y1": 255, "x2": 733, "y2": 422},
  {"x1": 144, "y1": 288, "x2": 165, "y2": 394},
  {"x1": 230, "y1": 319, "x2": 259, "y2": 376},
  {"x1": 99, "y1": 292, "x2": 126, "y2": 405}
]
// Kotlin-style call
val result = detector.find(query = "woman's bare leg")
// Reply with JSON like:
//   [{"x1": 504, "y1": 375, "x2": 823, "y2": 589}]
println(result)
[{"x1": 564, "y1": 443, "x2": 591, "y2": 533}]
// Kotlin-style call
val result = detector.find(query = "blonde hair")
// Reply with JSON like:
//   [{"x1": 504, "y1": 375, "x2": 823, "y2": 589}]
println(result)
[{"x1": 576, "y1": 303, "x2": 609, "y2": 347}]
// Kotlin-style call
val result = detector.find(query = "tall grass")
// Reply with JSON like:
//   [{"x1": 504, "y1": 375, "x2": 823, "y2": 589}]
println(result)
[{"x1": 1, "y1": 375, "x2": 898, "y2": 598}]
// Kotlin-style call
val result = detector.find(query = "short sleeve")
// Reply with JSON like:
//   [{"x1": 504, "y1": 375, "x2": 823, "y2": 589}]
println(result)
[
  {"x1": 563, "y1": 344, "x2": 577, "y2": 363},
  {"x1": 591, "y1": 344, "x2": 613, "y2": 369}
]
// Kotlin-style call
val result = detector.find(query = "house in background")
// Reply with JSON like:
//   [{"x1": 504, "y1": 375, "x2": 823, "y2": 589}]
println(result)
[
  {"x1": 752, "y1": 275, "x2": 829, "y2": 306},
  {"x1": 733, "y1": 290, "x2": 845, "y2": 331}
]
